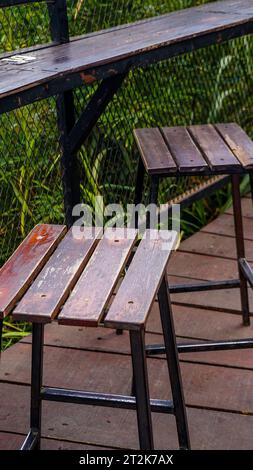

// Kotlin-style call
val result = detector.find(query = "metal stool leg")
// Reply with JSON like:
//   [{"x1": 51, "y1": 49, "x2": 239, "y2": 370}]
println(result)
[
  {"x1": 130, "y1": 329, "x2": 154, "y2": 450},
  {"x1": 0, "y1": 318, "x2": 3, "y2": 355},
  {"x1": 158, "y1": 277, "x2": 191, "y2": 450},
  {"x1": 249, "y1": 171, "x2": 253, "y2": 207},
  {"x1": 134, "y1": 157, "x2": 146, "y2": 207},
  {"x1": 147, "y1": 175, "x2": 160, "y2": 229},
  {"x1": 30, "y1": 323, "x2": 44, "y2": 450},
  {"x1": 231, "y1": 175, "x2": 250, "y2": 326}
]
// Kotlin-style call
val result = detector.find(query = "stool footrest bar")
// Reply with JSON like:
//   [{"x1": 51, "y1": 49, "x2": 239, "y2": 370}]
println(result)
[
  {"x1": 169, "y1": 279, "x2": 240, "y2": 294},
  {"x1": 41, "y1": 387, "x2": 174, "y2": 414},
  {"x1": 146, "y1": 338, "x2": 253, "y2": 356},
  {"x1": 20, "y1": 429, "x2": 39, "y2": 451},
  {"x1": 239, "y1": 258, "x2": 253, "y2": 288}
]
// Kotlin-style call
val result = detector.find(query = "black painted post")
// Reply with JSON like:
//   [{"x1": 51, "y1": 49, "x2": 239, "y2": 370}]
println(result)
[{"x1": 47, "y1": 0, "x2": 80, "y2": 227}]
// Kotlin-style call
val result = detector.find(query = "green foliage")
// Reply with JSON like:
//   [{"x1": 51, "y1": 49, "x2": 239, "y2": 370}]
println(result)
[{"x1": 1, "y1": 0, "x2": 253, "y2": 349}]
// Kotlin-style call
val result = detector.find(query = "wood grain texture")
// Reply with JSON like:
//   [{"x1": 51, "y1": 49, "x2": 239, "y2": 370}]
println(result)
[
  {"x1": 0, "y1": 224, "x2": 66, "y2": 318},
  {"x1": 104, "y1": 230, "x2": 177, "y2": 330},
  {"x1": 161, "y1": 126, "x2": 208, "y2": 172},
  {"x1": 58, "y1": 228, "x2": 137, "y2": 327},
  {"x1": 133, "y1": 128, "x2": 177, "y2": 174},
  {"x1": 215, "y1": 123, "x2": 253, "y2": 169},
  {"x1": 188, "y1": 124, "x2": 241, "y2": 170},
  {"x1": 1, "y1": 197, "x2": 253, "y2": 450},
  {"x1": 13, "y1": 228, "x2": 101, "y2": 323},
  {"x1": 2, "y1": 383, "x2": 253, "y2": 450},
  {"x1": 1, "y1": 1, "x2": 253, "y2": 98},
  {"x1": 179, "y1": 231, "x2": 253, "y2": 262}
]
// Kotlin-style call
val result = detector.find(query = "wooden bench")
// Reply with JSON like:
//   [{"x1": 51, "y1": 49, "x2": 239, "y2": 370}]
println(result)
[
  {"x1": 1, "y1": 0, "x2": 253, "y2": 108},
  {"x1": 0, "y1": 224, "x2": 190, "y2": 450},
  {"x1": 133, "y1": 122, "x2": 253, "y2": 358},
  {"x1": 1, "y1": 1, "x2": 253, "y2": 227}
]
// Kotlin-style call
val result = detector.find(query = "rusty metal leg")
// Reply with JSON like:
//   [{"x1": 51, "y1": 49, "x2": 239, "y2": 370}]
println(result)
[
  {"x1": 30, "y1": 323, "x2": 44, "y2": 450},
  {"x1": 134, "y1": 157, "x2": 146, "y2": 206},
  {"x1": 249, "y1": 172, "x2": 253, "y2": 207},
  {"x1": 232, "y1": 175, "x2": 250, "y2": 326},
  {"x1": 130, "y1": 329, "x2": 154, "y2": 450},
  {"x1": 158, "y1": 277, "x2": 191, "y2": 450},
  {"x1": 0, "y1": 318, "x2": 2, "y2": 354},
  {"x1": 147, "y1": 175, "x2": 160, "y2": 229}
]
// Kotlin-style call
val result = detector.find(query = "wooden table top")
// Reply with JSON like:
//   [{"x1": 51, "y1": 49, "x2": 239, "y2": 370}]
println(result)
[{"x1": 0, "y1": 0, "x2": 253, "y2": 104}]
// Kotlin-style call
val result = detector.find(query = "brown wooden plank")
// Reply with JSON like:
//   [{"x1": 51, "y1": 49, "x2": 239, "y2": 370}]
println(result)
[
  {"x1": 215, "y1": 123, "x2": 253, "y2": 169},
  {"x1": 202, "y1": 212, "x2": 253, "y2": 240},
  {"x1": 188, "y1": 124, "x2": 241, "y2": 170},
  {"x1": 2, "y1": 381, "x2": 253, "y2": 450},
  {"x1": 20, "y1": 306, "x2": 253, "y2": 369},
  {"x1": 168, "y1": 251, "x2": 238, "y2": 282},
  {"x1": 0, "y1": 432, "x2": 107, "y2": 450},
  {"x1": 105, "y1": 230, "x2": 177, "y2": 330},
  {"x1": 226, "y1": 196, "x2": 253, "y2": 218},
  {"x1": 169, "y1": 274, "x2": 253, "y2": 315},
  {"x1": 133, "y1": 128, "x2": 177, "y2": 174},
  {"x1": 0, "y1": 224, "x2": 66, "y2": 318},
  {"x1": 2, "y1": 1, "x2": 253, "y2": 98},
  {"x1": 147, "y1": 301, "x2": 253, "y2": 342},
  {"x1": 58, "y1": 228, "x2": 137, "y2": 327},
  {"x1": 2, "y1": 343, "x2": 253, "y2": 417},
  {"x1": 13, "y1": 228, "x2": 102, "y2": 323},
  {"x1": 161, "y1": 126, "x2": 208, "y2": 172},
  {"x1": 179, "y1": 231, "x2": 253, "y2": 262}
]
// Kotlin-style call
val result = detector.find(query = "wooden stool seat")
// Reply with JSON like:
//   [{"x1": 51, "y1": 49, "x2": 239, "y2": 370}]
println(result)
[
  {"x1": 9, "y1": 227, "x2": 176, "y2": 329},
  {"x1": 134, "y1": 123, "x2": 253, "y2": 176},
  {"x1": 1, "y1": 224, "x2": 190, "y2": 450}
]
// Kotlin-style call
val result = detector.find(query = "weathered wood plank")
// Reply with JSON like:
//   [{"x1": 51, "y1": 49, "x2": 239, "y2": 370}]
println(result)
[
  {"x1": 105, "y1": 230, "x2": 177, "y2": 330},
  {"x1": 169, "y1": 274, "x2": 253, "y2": 315},
  {"x1": 147, "y1": 302, "x2": 253, "y2": 341},
  {"x1": 168, "y1": 251, "x2": 238, "y2": 281},
  {"x1": 202, "y1": 213, "x2": 253, "y2": 240},
  {"x1": 216, "y1": 123, "x2": 253, "y2": 169},
  {"x1": 0, "y1": 432, "x2": 107, "y2": 450},
  {"x1": 133, "y1": 128, "x2": 177, "y2": 174},
  {"x1": 226, "y1": 196, "x2": 253, "y2": 218},
  {"x1": 0, "y1": 224, "x2": 66, "y2": 318},
  {"x1": 58, "y1": 229, "x2": 137, "y2": 327},
  {"x1": 188, "y1": 124, "x2": 241, "y2": 170},
  {"x1": 1, "y1": 344, "x2": 253, "y2": 418},
  {"x1": 178, "y1": 231, "x2": 253, "y2": 261},
  {"x1": 12, "y1": 228, "x2": 101, "y2": 323},
  {"x1": 1, "y1": 1, "x2": 253, "y2": 99},
  {"x1": 161, "y1": 126, "x2": 208, "y2": 172},
  {"x1": 20, "y1": 307, "x2": 253, "y2": 369},
  {"x1": 1, "y1": 382, "x2": 253, "y2": 450}
]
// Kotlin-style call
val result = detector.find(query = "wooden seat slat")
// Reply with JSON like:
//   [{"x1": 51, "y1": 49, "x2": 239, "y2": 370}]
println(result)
[
  {"x1": 161, "y1": 126, "x2": 208, "y2": 173},
  {"x1": 188, "y1": 124, "x2": 241, "y2": 171},
  {"x1": 58, "y1": 228, "x2": 137, "y2": 327},
  {"x1": 0, "y1": 224, "x2": 66, "y2": 318},
  {"x1": 104, "y1": 230, "x2": 178, "y2": 330},
  {"x1": 133, "y1": 128, "x2": 177, "y2": 175},
  {"x1": 13, "y1": 228, "x2": 101, "y2": 323},
  {"x1": 215, "y1": 123, "x2": 253, "y2": 169}
]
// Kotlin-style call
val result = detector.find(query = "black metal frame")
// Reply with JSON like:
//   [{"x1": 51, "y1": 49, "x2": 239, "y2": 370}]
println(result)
[
  {"x1": 21, "y1": 276, "x2": 190, "y2": 451},
  {"x1": 134, "y1": 158, "x2": 253, "y2": 355},
  {"x1": 0, "y1": 1, "x2": 253, "y2": 229}
]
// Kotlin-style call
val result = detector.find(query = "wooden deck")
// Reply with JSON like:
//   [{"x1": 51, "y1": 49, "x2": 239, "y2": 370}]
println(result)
[{"x1": 1, "y1": 195, "x2": 253, "y2": 450}]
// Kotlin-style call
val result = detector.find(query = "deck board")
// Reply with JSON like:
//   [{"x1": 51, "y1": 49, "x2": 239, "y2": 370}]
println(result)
[{"x1": 1, "y1": 195, "x2": 253, "y2": 449}]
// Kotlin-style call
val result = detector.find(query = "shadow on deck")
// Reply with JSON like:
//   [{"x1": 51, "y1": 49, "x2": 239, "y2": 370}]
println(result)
[{"x1": 1, "y1": 195, "x2": 253, "y2": 450}]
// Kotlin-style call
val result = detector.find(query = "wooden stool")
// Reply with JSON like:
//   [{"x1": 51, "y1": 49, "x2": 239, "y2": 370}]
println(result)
[
  {"x1": 134, "y1": 123, "x2": 253, "y2": 333},
  {"x1": 0, "y1": 224, "x2": 190, "y2": 450}
]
